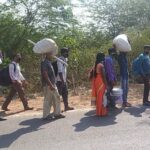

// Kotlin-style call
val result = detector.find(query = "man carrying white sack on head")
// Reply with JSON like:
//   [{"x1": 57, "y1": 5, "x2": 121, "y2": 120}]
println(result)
[
  {"x1": 28, "y1": 38, "x2": 65, "y2": 120},
  {"x1": 41, "y1": 51, "x2": 65, "y2": 120},
  {"x1": 113, "y1": 34, "x2": 132, "y2": 107}
]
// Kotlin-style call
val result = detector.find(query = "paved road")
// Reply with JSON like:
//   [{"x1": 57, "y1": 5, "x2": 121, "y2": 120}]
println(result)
[{"x1": 0, "y1": 105, "x2": 150, "y2": 150}]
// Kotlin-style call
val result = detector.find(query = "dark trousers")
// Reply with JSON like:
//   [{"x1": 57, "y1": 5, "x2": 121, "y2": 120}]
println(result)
[
  {"x1": 143, "y1": 75, "x2": 150, "y2": 103},
  {"x1": 2, "y1": 82, "x2": 28, "y2": 109},
  {"x1": 107, "y1": 82, "x2": 115, "y2": 108},
  {"x1": 56, "y1": 81, "x2": 68, "y2": 108}
]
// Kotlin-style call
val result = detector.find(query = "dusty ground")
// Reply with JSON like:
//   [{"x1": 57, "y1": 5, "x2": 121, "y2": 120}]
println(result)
[{"x1": 0, "y1": 84, "x2": 144, "y2": 116}]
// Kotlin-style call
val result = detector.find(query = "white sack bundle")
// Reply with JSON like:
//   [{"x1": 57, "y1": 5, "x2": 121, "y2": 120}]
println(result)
[
  {"x1": 28, "y1": 39, "x2": 68, "y2": 66},
  {"x1": 113, "y1": 34, "x2": 131, "y2": 52},
  {"x1": 33, "y1": 38, "x2": 58, "y2": 55}
]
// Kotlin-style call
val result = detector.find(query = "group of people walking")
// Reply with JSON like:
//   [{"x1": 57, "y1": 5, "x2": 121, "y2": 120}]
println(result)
[
  {"x1": 1, "y1": 48, "x2": 74, "y2": 121},
  {"x1": 41, "y1": 48, "x2": 74, "y2": 120},
  {"x1": 90, "y1": 45, "x2": 150, "y2": 117},
  {"x1": 0, "y1": 44, "x2": 150, "y2": 121}
]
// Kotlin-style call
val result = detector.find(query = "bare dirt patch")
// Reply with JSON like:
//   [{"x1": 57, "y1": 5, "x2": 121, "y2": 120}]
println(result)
[{"x1": 0, "y1": 84, "x2": 144, "y2": 116}]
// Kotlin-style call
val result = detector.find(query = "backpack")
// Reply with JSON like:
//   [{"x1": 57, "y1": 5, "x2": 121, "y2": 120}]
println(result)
[
  {"x1": 132, "y1": 55, "x2": 144, "y2": 83},
  {"x1": 52, "y1": 60, "x2": 58, "y2": 77},
  {"x1": 0, "y1": 63, "x2": 16, "y2": 86}
]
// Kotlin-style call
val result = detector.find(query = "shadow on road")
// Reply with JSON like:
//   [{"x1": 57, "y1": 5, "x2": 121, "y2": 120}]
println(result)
[
  {"x1": 124, "y1": 105, "x2": 149, "y2": 117},
  {"x1": 4, "y1": 110, "x2": 25, "y2": 117},
  {"x1": 73, "y1": 109, "x2": 122, "y2": 132},
  {"x1": 0, "y1": 118, "x2": 53, "y2": 149}
]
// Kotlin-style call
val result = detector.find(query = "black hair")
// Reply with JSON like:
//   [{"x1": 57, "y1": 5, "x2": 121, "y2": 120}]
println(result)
[
  {"x1": 93, "y1": 52, "x2": 105, "y2": 78},
  {"x1": 108, "y1": 48, "x2": 116, "y2": 55},
  {"x1": 11, "y1": 53, "x2": 21, "y2": 60},
  {"x1": 61, "y1": 47, "x2": 69, "y2": 54}
]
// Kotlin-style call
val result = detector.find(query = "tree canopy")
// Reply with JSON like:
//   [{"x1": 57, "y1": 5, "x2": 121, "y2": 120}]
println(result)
[{"x1": 0, "y1": 0, "x2": 150, "y2": 92}]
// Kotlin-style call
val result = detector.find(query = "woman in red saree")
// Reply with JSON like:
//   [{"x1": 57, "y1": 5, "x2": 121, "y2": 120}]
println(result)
[{"x1": 91, "y1": 52, "x2": 108, "y2": 116}]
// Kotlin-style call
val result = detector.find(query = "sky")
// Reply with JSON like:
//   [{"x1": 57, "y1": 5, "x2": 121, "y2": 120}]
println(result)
[
  {"x1": 0, "y1": 0, "x2": 6, "y2": 3},
  {"x1": 71, "y1": 0, "x2": 90, "y2": 24},
  {"x1": 0, "y1": 0, "x2": 89, "y2": 24}
]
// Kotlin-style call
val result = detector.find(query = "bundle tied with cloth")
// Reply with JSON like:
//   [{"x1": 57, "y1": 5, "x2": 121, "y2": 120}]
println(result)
[
  {"x1": 113, "y1": 34, "x2": 131, "y2": 52},
  {"x1": 28, "y1": 38, "x2": 68, "y2": 66}
]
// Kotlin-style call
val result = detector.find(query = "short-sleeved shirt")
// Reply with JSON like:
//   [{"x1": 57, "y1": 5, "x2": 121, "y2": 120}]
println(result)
[
  {"x1": 104, "y1": 56, "x2": 116, "y2": 82},
  {"x1": 56, "y1": 56, "x2": 67, "y2": 82},
  {"x1": 41, "y1": 59, "x2": 56, "y2": 86},
  {"x1": 118, "y1": 53, "x2": 128, "y2": 79}
]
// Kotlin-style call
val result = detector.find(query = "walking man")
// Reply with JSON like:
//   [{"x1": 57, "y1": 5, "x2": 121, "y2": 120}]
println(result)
[
  {"x1": 56, "y1": 48, "x2": 74, "y2": 111},
  {"x1": 2, "y1": 53, "x2": 33, "y2": 111},
  {"x1": 41, "y1": 52, "x2": 65, "y2": 120}
]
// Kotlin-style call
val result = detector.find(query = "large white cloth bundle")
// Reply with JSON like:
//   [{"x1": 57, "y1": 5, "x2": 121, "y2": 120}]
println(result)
[
  {"x1": 33, "y1": 38, "x2": 58, "y2": 55},
  {"x1": 28, "y1": 39, "x2": 68, "y2": 66},
  {"x1": 113, "y1": 34, "x2": 131, "y2": 52}
]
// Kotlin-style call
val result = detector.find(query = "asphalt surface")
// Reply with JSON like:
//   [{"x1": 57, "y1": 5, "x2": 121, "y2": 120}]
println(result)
[{"x1": 0, "y1": 106, "x2": 150, "y2": 150}]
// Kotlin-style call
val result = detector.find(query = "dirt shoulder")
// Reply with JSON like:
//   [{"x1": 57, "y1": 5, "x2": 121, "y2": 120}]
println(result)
[{"x1": 0, "y1": 84, "x2": 144, "y2": 116}]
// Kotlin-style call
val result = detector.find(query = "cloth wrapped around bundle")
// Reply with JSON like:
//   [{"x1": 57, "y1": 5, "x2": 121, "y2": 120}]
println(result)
[
  {"x1": 28, "y1": 38, "x2": 68, "y2": 66},
  {"x1": 113, "y1": 34, "x2": 131, "y2": 52},
  {"x1": 32, "y1": 38, "x2": 58, "y2": 55}
]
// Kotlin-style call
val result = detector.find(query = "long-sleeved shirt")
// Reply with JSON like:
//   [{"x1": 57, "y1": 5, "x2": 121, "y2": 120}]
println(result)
[
  {"x1": 9, "y1": 61, "x2": 25, "y2": 82},
  {"x1": 57, "y1": 56, "x2": 67, "y2": 82},
  {"x1": 104, "y1": 56, "x2": 116, "y2": 82}
]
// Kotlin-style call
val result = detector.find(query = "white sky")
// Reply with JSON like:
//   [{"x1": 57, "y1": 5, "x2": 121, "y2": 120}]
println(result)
[
  {"x1": 0, "y1": 0, "x2": 89, "y2": 24},
  {"x1": 0, "y1": 0, "x2": 6, "y2": 3},
  {"x1": 71, "y1": 0, "x2": 90, "y2": 24}
]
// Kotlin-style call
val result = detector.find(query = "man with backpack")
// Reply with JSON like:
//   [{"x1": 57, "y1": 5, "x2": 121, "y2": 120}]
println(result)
[
  {"x1": 1, "y1": 53, "x2": 33, "y2": 111},
  {"x1": 140, "y1": 45, "x2": 150, "y2": 106},
  {"x1": 56, "y1": 48, "x2": 74, "y2": 111}
]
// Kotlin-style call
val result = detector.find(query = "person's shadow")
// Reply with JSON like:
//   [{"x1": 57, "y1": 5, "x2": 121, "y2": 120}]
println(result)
[
  {"x1": 0, "y1": 118, "x2": 53, "y2": 149},
  {"x1": 73, "y1": 109, "x2": 122, "y2": 132},
  {"x1": 123, "y1": 105, "x2": 149, "y2": 118}
]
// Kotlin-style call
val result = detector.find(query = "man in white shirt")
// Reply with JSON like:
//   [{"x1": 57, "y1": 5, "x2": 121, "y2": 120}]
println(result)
[
  {"x1": 2, "y1": 53, "x2": 33, "y2": 111},
  {"x1": 56, "y1": 48, "x2": 74, "y2": 111}
]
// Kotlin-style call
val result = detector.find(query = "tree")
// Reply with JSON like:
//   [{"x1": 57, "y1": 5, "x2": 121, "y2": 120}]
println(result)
[{"x1": 81, "y1": 0, "x2": 150, "y2": 37}]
